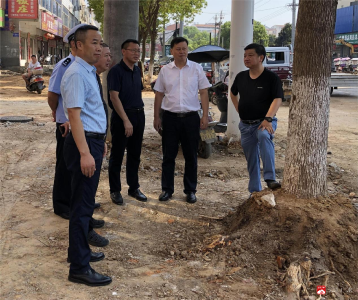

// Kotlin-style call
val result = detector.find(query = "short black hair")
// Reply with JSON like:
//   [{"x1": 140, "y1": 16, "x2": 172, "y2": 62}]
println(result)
[
  {"x1": 121, "y1": 39, "x2": 140, "y2": 49},
  {"x1": 244, "y1": 43, "x2": 266, "y2": 60},
  {"x1": 171, "y1": 37, "x2": 188, "y2": 48},
  {"x1": 31, "y1": 54, "x2": 36, "y2": 58},
  {"x1": 74, "y1": 25, "x2": 99, "y2": 48},
  {"x1": 102, "y1": 42, "x2": 109, "y2": 48}
]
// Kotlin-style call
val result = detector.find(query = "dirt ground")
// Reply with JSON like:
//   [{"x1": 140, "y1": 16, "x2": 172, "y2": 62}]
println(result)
[{"x1": 0, "y1": 73, "x2": 357, "y2": 300}]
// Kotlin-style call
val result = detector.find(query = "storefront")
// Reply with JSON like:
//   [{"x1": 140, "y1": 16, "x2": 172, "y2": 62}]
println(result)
[{"x1": 334, "y1": 32, "x2": 358, "y2": 58}]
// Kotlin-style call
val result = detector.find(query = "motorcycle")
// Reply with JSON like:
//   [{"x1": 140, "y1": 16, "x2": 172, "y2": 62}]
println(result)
[{"x1": 26, "y1": 67, "x2": 46, "y2": 94}]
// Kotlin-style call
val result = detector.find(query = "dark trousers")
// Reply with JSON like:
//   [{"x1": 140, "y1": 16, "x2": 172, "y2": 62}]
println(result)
[
  {"x1": 52, "y1": 123, "x2": 71, "y2": 214},
  {"x1": 63, "y1": 133, "x2": 104, "y2": 274},
  {"x1": 161, "y1": 111, "x2": 200, "y2": 195},
  {"x1": 109, "y1": 111, "x2": 145, "y2": 193}
]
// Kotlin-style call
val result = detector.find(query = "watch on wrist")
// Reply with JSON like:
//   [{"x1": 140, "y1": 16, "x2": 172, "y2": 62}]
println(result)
[{"x1": 264, "y1": 117, "x2": 273, "y2": 122}]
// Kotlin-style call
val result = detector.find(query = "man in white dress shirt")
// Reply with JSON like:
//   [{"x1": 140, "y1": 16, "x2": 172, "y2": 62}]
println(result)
[
  {"x1": 22, "y1": 55, "x2": 41, "y2": 85},
  {"x1": 153, "y1": 37, "x2": 211, "y2": 204}
]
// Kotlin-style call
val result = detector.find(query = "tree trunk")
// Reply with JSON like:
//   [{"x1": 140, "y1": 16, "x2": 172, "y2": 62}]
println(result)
[
  {"x1": 103, "y1": 0, "x2": 139, "y2": 141},
  {"x1": 282, "y1": 0, "x2": 338, "y2": 198},
  {"x1": 147, "y1": 33, "x2": 157, "y2": 84},
  {"x1": 141, "y1": 34, "x2": 148, "y2": 63}
]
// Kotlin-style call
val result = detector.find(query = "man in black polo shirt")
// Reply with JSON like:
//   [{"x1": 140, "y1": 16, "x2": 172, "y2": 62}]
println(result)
[
  {"x1": 230, "y1": 43, "x2": 283, "y2": 194},
  {"x1": 107, "y1": 39, "x2": 147, "y2": 205}
]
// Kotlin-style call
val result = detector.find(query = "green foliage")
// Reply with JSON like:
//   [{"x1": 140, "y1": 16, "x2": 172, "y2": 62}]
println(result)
[
  {"x1": 253, "y1": 20, "x2": 268, "y2": 46},
  {"x1": 87, "y1": 0, "x2": 104, "y2": 31},
  {"x1": 220, "y1": 21, "x2": 231, "y2": 49},
  {"x1": 268, "y1": 34, "x2": 276, "y2": 47},
  {"x1": 214, "y1": 20, "x2": 269, "y2": 49},
  {"x1": 274, "y1": 23, "x2": 291, "y2": 46},
  {"x1": 183, "y1": 26, "x2": 210, "y2": 51},
  {"x1": 166, "y1": 0, "x2": 207, "y2": 23}
]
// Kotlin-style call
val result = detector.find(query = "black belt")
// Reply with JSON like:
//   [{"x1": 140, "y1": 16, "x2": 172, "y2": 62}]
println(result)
[
  {"x1": 125, "y1": 107, "x2": 144, "y2": 113},
  {"x1": 84, "y1": 131, "x2": 106, "y2": 141},
  {"x1": 163, "y1": 110, "x2": 197, "y2": 118},
  {"x1": 241, "y1": 119, "x2": 264, "y2": 125}
]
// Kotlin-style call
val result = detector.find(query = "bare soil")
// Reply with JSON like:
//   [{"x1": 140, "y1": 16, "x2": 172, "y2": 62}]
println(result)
[{"x1": 0, "y1": 74, "x2": 357, "y2": 300}]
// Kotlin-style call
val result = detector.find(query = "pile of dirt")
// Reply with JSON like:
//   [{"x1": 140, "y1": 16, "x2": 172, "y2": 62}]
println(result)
[{"x1": 218, "y1": 190, "x2": 358, "y2": 299}]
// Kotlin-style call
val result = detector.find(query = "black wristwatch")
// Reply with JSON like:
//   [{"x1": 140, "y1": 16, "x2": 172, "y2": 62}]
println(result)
[{"x1": 264, "y1": 117, "x2": 273, "y2": 122}]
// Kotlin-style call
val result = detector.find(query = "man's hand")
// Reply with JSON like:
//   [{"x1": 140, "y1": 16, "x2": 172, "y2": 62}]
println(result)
[
  {"x1": 51, "y1": 110, "x2": 56, "y2": 122},
  {"x1": 200, "y1": 115, "x2": 208, "y2": 130},
  {"x1": 258, "y1": 120, "x2": 274, "y2": 134},
  {"x1": 153, "y1": 116, "x2": 162, "y2": 133},
  {"x1": 123, "y1": 119, "x2": 133, "y2": 137},
  {"x1": 60, "y1": 121, "x2": 70, "y2": 137},
  {"x1": 103, "y1": 143, "x2": 107, "y2": 158},
  {"x1": 80, "y1": 152, "x2": 96, "y2": 177}
]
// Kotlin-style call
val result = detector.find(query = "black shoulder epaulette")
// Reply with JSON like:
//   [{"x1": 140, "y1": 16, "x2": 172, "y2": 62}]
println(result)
[{"x1": 62, "y1": 58, "x2": 71, "y2": 67}]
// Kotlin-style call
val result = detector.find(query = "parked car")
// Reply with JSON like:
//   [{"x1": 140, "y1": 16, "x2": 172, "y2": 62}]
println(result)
[{"x1": 200, "y1": 62, "x2": 214, "y2": 84}]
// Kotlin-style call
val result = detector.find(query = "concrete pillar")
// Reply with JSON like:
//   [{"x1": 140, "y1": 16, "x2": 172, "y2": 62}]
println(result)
[{"x1": 226, "y1": 0, "x2": 254, "y2": 141}]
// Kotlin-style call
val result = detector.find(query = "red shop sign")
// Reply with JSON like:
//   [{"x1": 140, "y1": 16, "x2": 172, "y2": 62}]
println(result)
[{"x1": 8, "y1": 0, "x2": 38, "y2": 19}]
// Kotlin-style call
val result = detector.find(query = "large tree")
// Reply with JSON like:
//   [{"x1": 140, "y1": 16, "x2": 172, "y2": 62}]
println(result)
[
  {"x1": 87, "y1": 0, "x2": 104, "y2": 31},
  {"x1": 183, "y1": 26, "x2": 210, "y2": 51},
  {"x1": 268, "y1": 34, "x2": 276, "y2": 47},
  {"x1": 274, "y1": 23, "x2": 292, "y2": 46},
  {"x1": 253, "y1": 20, "x2": 268, "y2": 46},
  {"x1": 282, "y1": 0, "x2": 338, "y2": 198},
  {"x1": 217, "y1": 20, "x2": 269, "y2": 49}
]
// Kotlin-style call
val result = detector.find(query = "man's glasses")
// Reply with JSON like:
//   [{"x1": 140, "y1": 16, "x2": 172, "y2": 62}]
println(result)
[{"x1": 125, "y1": 48, "x2": 141, "y2": 54}]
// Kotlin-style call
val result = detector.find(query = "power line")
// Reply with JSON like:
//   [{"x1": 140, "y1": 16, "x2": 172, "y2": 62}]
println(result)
[
  {"x1": 255, "y1": 5, "x2": 286, "y2": 12},
  {"x1": 259, "y1": 7, "x2": 290, "y2": 23}
]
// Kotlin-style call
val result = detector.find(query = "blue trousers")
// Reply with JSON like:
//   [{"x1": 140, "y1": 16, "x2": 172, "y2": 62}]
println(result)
[
  {"x1": 239, "y1": 118, "x2": 277, "y2": 193},
  {"x1": 63, "y1": 133, "x2": 104, "y2": 274}
]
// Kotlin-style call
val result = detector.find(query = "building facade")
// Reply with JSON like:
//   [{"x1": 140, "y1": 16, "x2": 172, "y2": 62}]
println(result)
[
  {"x1": 333, "y1": 1, "x2": 358, "y2": 58},
  {"x1": 0, "y1": 0, "x2": 97, "y2": 69}
]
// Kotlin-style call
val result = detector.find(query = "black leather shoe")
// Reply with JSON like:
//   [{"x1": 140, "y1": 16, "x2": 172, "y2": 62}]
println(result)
[
  {"x1": 90, "y1": 217, "x2": 105, "y2": 229},
  {"x1": 266, "y1": 180, "x2": 281, "y2": 190},
  {"x1": 68, "y1": 268, "x2": 112, "y2": 286},
  {"x1": 88, "y1": 230, "x2": 109, "y2": 247},
  {"x1": 94, "y1": 203, "x2": 101, "y2": 209},
  {"x1": 110, "y1": 192, "x2": 123, "y2": 205},
  {"x1": 55, "y1": 212, "x2": 70, "y2": 220},
  {"x1": 128, "y1": 189, "x2": 147, "y2": 202},
  {"x1": 159, "y1": 191, "x2": 172, "y2": 201},
  {"x1": 186, "y1": 192, "x2": 197, "y2": 204},
  {"x1": 67, "y1": 251, "x2": 105, "y2": 263}
]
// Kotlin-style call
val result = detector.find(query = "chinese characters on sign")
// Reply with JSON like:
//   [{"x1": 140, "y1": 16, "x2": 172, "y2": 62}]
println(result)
[
  {"x1": 8, "y1": 0, "x2": 38, "y2": 19},
  {"x1": 335, "y1": 33, "x2": 358, "y2": 44},
  {"x1": 41, "y1": 12, "x2": 58, "y2": 36}
]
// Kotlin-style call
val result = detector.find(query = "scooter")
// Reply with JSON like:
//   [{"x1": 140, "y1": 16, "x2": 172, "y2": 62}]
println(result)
[
  {"x1": 208, "y1": 81, "x2": 228, "y2": 134},
  {"x1": 26, "y1": 67, "x2": 46, "y2": 94}
]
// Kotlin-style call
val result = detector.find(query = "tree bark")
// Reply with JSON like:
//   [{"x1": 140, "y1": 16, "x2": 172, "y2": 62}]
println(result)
[
  {"x1": 147, "y1": 33, "x2": 157, "y2": 84},
  {"x1": 103, "y1": 0, "x2": 139, "y2": 141},
  {"x1": 282, "y1": 0, "x2": 338, "y2": 198}
]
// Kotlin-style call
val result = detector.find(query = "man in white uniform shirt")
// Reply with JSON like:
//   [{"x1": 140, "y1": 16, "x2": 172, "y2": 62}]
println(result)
[
  {"x1": 22, "y1": 54, "x2": 41, "y2": 85},
  {"x1": 153, "y1": 37, "x2": 211, "y2": 204}
]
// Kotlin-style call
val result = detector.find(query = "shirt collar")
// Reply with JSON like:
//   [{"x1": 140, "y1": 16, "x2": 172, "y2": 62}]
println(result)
[
  {"x1": 69, "y1": 53, "x2": 75, "y2": 61},
  {"x1": 120, "y1": 59, "x2": 136, "y2": 72},
  {"x1": 75, "y1": 56, "x2": 96, "y2": 73},
  {"x1": 170, "y1": 59, "x2": 190, "y2": 69}
]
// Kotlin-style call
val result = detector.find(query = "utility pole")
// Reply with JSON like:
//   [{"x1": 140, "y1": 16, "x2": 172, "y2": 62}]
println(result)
[
  {"x1": 179, "y1": 19, "x2": 184, "y2": 37},
  {"x1": 227, "y1": 0, "x2": 254, "y2": 141},
  {"x1": 214, "y1": 15, "x2": 217, "y2": 44},
  {"x1": 217, "y1": 10, "x2": 223, "y2": 46},
  {"x1": 162, "y1": 21, "x2": 166, "y2": 57},
  {"x1": 288, "y1": 0, "x2": 298, "y2": 50}
]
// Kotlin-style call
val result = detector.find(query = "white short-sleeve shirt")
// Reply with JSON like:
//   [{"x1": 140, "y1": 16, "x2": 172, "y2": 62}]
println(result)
[
  {"x1": 154, "y1": 59, "x2": 211, "y2": 113},
  {"x1": 28, "y1": 61, "x2": 41, "y2": 70}
]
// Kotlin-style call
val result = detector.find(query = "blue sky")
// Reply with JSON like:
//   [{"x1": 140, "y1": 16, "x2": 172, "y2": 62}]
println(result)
[{"x1": 191, "y1": 0, "x2": 299, "y2": 28}]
